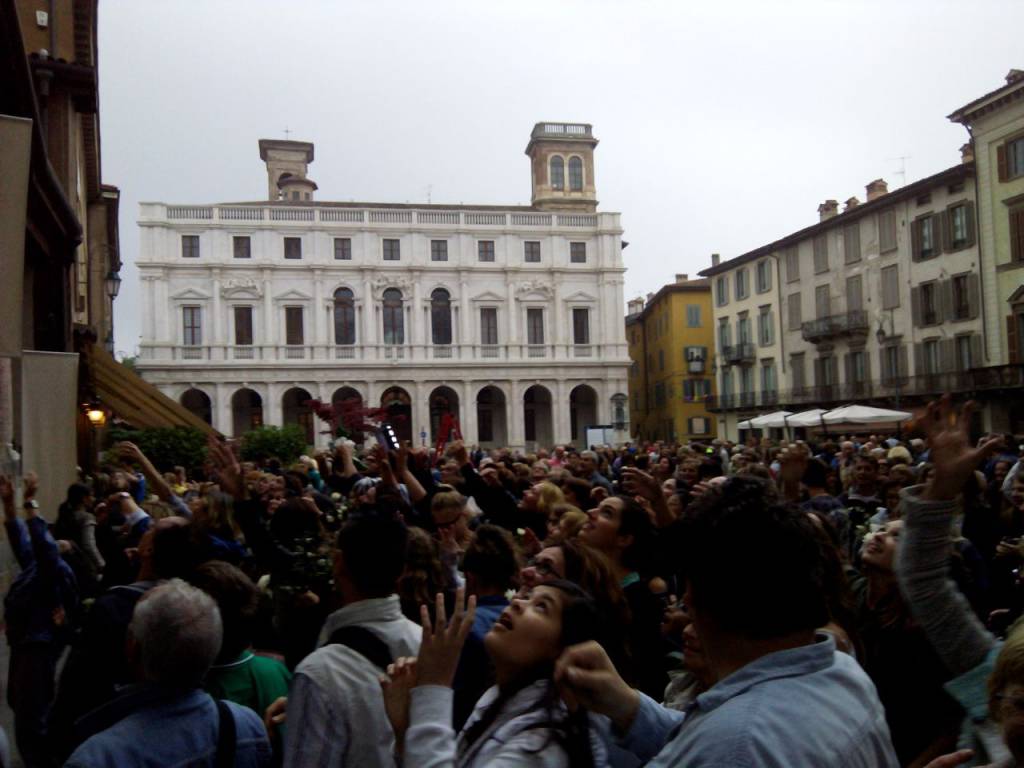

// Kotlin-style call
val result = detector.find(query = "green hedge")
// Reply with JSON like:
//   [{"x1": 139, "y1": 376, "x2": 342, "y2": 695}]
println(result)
[
  {"x1": 239, "y1": 425, "x2": 308, "y2": 464},
  {"x1": 107, "y1": 426, "x2": 208, "y2": 472}
]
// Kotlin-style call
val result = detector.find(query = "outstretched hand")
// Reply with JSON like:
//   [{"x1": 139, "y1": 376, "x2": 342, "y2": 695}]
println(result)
[
  {"x1": 921, "y1": 396, "x2": 1001, "y2": 501},
  {"x1": 415, "y1": 587, "x2": 476, "y2": 688},
  {"x1": 379, "y1": 656, "x2": 418, "y2": 746},
  {"x1": 620, "y1": 467, "x2": 660, "y2": 503},
  {"x1": 207, "y1": 437, "x2": 245, "y2": 500}
]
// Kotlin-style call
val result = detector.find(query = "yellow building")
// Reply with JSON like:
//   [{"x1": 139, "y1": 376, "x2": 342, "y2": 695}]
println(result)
[{"x1": 626, "y1": 275, "x2": 716, "y2": 442}]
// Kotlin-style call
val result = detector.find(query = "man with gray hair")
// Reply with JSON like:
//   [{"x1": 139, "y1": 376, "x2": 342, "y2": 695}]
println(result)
[
  {"x1": 66, "y1": 579, "x2": 271, "y2": 767},
  {"x1": 580, "y1": 450, "x2": 613, "y2": 493}
]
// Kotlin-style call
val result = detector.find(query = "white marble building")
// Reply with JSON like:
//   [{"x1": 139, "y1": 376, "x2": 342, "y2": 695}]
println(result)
[{"x1": 135, "y1": 125, "x2": 630, "y2": 450}]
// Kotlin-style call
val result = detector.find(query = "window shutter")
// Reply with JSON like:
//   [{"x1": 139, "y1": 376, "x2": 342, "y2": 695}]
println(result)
[
  {"x1": 911, "y1": 285, "x2": 922, "y2": 327},
  {"x1": 967, "y1": 274, "x2": 981, "y2": 320},
  {"x1": 933, "y1": 281, "x2": 946, "y2": 322},
  {"x1": 936, "y1": 212, "x2": 950, "y2": 254},
  {"x1": 998, "y1": 143, "x2": 1009, "y2": 183},
  {"x1": 940, "y1": 338, "x2": 955, "y2": 372},
  {"x1": 965, "y1": 201, "x2": 977, "y2": 247},
  {"x1": 863, "y1": 350, "x2": 871, "y2": 385},
  {"x1": 969, "y1": 334, "x2": 982, "y2": 369},
  {"x1": 831, "y1": 356, "x2": 839, "y2": 386},
  {"x1": 913, "y1": 343, "x2": 924, "y2": 376},
  {"x1": 898, "y1": 344, "x2": 909, "y2": 379},
  {"x1": 878, "y1": 348, "x2": 888, "y2": 382},
  {"x1": 844, "y1": 353, "x2": 853, "y2": 386},
  {"x1": 942, "y1": 279, "x2": 956, "y2": 322},
  {"x1": 910, "y1": 219, "x2": 921, "y2": 261},
  {"x1": 1012, "y1": 209, "x2": 1024, "y2": 262}
]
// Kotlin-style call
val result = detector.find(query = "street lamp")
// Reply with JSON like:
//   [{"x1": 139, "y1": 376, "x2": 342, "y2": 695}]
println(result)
[
  {"x1": 84, "y1": 401, "x2": 106, "y2": 427},
  {"x1": 104, "y1": 270, "x2": 122, "y2": 300}
]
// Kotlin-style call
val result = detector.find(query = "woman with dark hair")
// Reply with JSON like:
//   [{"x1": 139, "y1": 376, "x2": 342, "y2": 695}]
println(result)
[
  {"x1": 579, "y1": 495, "x2": 668, "y2": 697},
  {"x1": 381, "y1": 584, "x2": 606, "y2": 767},
  {"x1": 54, "y1": 483, "x2": 104, "y2": 585}
]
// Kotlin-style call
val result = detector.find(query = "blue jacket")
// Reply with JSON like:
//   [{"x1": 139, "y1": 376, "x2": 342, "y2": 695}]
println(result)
[
  {"x1": 67, "y1": 686, "x2": 271, "y2": 767},
  {"x1": 3, "y1": 516, "x2": 78, "y2": 646}
]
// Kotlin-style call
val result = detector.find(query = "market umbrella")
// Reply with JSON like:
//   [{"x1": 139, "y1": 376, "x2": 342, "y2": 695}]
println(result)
[
  {"x1": 783, "y1": 409, "x2": 831, "y2": 427},
  {"x1": 820, "y1": 404, "x2": 912, "y2": 425}
]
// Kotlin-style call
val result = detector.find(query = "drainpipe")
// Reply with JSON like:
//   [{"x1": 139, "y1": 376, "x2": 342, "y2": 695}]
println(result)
[{"x1": 966, "y1": 127, "x2": 991, "y2": 365}]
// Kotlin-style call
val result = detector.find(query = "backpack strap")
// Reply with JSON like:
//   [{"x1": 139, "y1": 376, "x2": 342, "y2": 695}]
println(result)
[
  {"x1": 327, "y1": 625, "x2": 394, "y2": 671},
  {"x1": 215, "y1": 699, "x2": 237, "y2": 768}
]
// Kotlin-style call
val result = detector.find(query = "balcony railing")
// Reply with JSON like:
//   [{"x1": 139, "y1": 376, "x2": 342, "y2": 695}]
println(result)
[
  {"x1": 573, "y1": 345, "x2": 593, "y2": 358},
  {"x1": 801, "y1": 310, "x2": 869, "y2": 343},
  {"x1": 723, "y1": 343, "x2": 755, "y2": 364}
]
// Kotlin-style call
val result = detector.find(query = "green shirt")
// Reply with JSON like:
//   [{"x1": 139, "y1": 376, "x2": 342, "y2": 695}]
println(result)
[{"x1": 204, "y1": 651, "x2": 292, "y2": 721}]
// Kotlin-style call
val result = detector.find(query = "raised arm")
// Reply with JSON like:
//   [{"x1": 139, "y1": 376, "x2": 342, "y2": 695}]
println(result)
[
  {"x1": 395, "y1": 444, "x2": 427, "y2": 504},
  {"x1": 118, "y1": 442, "x2": 174, "y2": 503},
  {"x1": 896, "y1": 397, "x2": 1002, "y2": 676}
]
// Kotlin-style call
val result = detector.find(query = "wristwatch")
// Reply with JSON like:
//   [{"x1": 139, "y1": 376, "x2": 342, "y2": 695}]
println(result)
[{"x1": 24, "y1": 500, "x2": 39, "y2": 509}]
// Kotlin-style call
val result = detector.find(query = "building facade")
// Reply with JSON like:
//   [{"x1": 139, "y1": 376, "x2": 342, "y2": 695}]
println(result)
[
  {"x1": 625, "y1": 276, "x2": 716, "y2": 442},
  {"x1": 702, "y1": 150, "x2": 1022, "y2": 439},
  {"x1": 949, "y1": 70, "x2": 1024, "y2": 401},
  {"x1": 135, "y1": 124, "x2": 631, "y2": 450}
]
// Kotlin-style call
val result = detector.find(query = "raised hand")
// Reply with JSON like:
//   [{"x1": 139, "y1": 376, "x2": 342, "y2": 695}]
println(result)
[
  {"x1": 778, "y1": 442, "x2": 809, "y2": 485},
  {"x1": 621, "y1": 467, "x2": 660, "y2": 502},
  {"x1": 379, "y1": 656, "x2": 418, "y2": 744},
  {"x1": 921, "y1": 396, "x2": 1002, "y2": 501},
  {"x1": 415, "y1": 587, "x2": 476, "y2": 688},
  {"x1": 554, "y1": 640, "x2": 639, "y2": 729},
  {"x1": 207, "y1": 436, "x2": 245, "y2": 499},
  {"x1": 447, "y1": 441, "x2": 469, "y2": 468}
]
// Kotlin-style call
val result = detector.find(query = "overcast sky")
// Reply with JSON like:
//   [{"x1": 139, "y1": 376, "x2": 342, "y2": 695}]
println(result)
[{"x1": 98, "y1": 0, "x2": 1023, "y2": 356}]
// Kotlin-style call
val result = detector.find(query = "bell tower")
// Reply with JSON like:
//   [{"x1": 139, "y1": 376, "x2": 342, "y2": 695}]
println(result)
[
  {"x1": 258, "y1": 139, "x2": 318, "y2": 201},
  {"x1": 525, "y1": 122, "x2": 598, "y2": 212}
]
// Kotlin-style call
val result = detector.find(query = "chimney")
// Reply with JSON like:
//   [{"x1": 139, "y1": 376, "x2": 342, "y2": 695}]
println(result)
[
  {"x1": 960, "y1": 142, "x2": 975, "y2": 164},
  {"x1": 818, "y1": 199, "x2": 839, "y2": 221},
  {"x1": 865, "y1": 179, "x2": 888, "y2": 202},
  {"x1": 711, "y1": 253, "x2": 721, "y2": 266},
  {"x1": 675, "y1": 273, "x2": 689, "y2": 284},
  {"x1": 646, "y1": 292, "x2": 655, "y2": 304},
  {"x1": 1007, "y1": 69, "x2": 1024, "y2": 85},
  {"x1": 843, "y1": 197, "x2": 860, "y2": 212},
  {"x1": 627, "y1": 297, "x2": 645, "y2": 316}
]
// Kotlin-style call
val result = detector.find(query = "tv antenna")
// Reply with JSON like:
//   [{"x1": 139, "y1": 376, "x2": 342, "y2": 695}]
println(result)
[
  {"x1": 284, "y1": 126, "x2": 292, "y2": 140},
  {"x1": 887, "y1": 155, "x2": 910, "y2": 186}
]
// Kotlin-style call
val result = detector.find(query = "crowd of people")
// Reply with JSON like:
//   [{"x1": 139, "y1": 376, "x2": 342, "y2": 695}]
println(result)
[{"x1": 2, "y1": 395, "x2": 1024, "y2": 767}]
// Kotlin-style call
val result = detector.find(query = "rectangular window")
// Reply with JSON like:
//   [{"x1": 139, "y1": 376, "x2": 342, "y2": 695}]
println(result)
[
  {"x1": 737, "y1": 314, "x2": 751, "y2": 345},
  {"x1": 527, "y1": 308, "x2": 544, "y2": 344},
  {"x1": 846, "y1": 275, "x2": 863, "y2": 313},
  {"x1": 524, "y1": 241, "x2": 541, "y2": 263},
  {"x1": 758, "y1": 306, "x2": 773, "y2": 346},
  {"x1": 383, "y1": 238, "x2": 401, "y2": 261},
  {"x1": 735, "y1": 268, "x2": 749, "y2": 300},
  {"x1": 688, "y1": 417, "x2": 710, "y2": 435},
  {"x1": 234, "y1": 306, "x2": 253, "y2": 346},
  {"x1": 760, "y1": 361, "x2": 776, "y2": 394},
  {"x1": 721, "y1": 368, "x2": 733, "y2": 398},
  {"x1": 1006, "y1": 136, "x2": 1024, "y2": 180},
  {"x1": 950, "y1": 205, "x2": 968, "y2": 249},
  {"x1": 1013, "y1": 207, "x2": 1024, "y2": 262},
  {"x1": 878, "y1": 209, "x2": 897, "y2": 253},
  {"x1": 285, "y1": 307, "x2": 304, "y2": 345},
  {"x1": 740, "y1": 365, "x2": 755, "y2": 398},
  {"x1": 914, "y1": 215, "x2": 937, "y2": 260},
  {"x1": 952, "y1": 274, "x2": 970, "y2": 320},
  {"x1": 182, "y1": 235, "x2": 200, "y2": 259},
  {"x1": 815, "y1": 285, "x2": 831, "y2": 318},
  {"x1": 923, "y1": 339, "x2": 941, "y2": 375},
  {"x1": 480, "y1": 308, "x2": 498, "y2": 345},
  {"x1": 881, "y1": 265, "x2": 900, "y2": 310},
  {"x1": 572, "y1": 308, "x2": 590, "y2": 344},
  {"x1": 684, "y1": 346, "x2": 707, "y2": 373},
  {"x1": 787, "y1": 293, "x2": 802, "y2": 331},
  {"x1": 813, "y1": 234, "x2": 829, "y2": 274},
  {"x1": 718, "y1": 318, "x2": 731, "y2": 351},
  {"x1": 756, "y1": 260, "x2": 772, "y2": 293},
  {"x1": 686, "y1": 305, "x2": 701, "y2": 327},
  {"x1": 956, "y1": 335, "x2": 974, "y2": 371},
  {"x1": 430, "y1": 239, "x2": 448, "y2": 262},
  {"x1": 478, "y1": 240, "x2": 495, "y2": 262},
  {"x1": 183, "y1": 306, "x2": 202, "y2": 345},
  {"x1": 284, "y1": 237, "x2": 302, "y2": 260},
  {"x1": 882, "y1": 345, "x2": 902, "y2": 382},
  {"x1": 816, "y1": 355, "x2": 835, "y2": 387},
  {"x1": 570, "y1": 242, "x2": 587, "y2": 263},
  {"x1": 333, "y1": 237, "x2": 352, "y2": 260},
  {"x1": 785, "y1": 247, "x2": 800, "y2": 283},
  {"x1": 849, "y1": 350, "x2": 866, "y2": 384},
  {"x1": 716, "y1": 277, "x2": 728, "y2": 307},
  {"x1": 843, "y1": 223, "x2": 861, "y2": 264},
  {"x1": 233, "y1": 236, "x2": 251, "y2": 259},
  {"x1": 921, "y1": 282, "x2": 938, "y2": 325}
]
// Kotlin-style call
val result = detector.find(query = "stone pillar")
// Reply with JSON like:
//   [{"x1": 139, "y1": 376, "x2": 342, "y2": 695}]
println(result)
[
  {"x1": 413, "y1": 381, "x2": 429, "y2": 447},
  {"x1": 211, "y1": 270, "x2": 222, "y2": 346},
  {"x1": 506, "y1": 280, "x2": 518, "y2": 349},
  {"x1": 507, "y1": 380, "x2": 525, "y2": 450},
  {"x1": 261, "y1": 273, "x2": 274, "y2": 345},
  {"x1": 412, "y1": 274, "x2": 424, "y2": 348},
  {"x1": 461, "y1": 380, "x2": 478, "y2": 448},
  {"x1": 312, "y1": 269, "x2": 325, "y2": 346},
  {"x1": 362, "y1": 276, "x2": 377, "y2": 345},
  {"x1": 264, "y1": 382, "x2": 282, "y2": 427},
  {"x1": 554, "y1": 379, "x2": 572, "y2": 446},
  {"x1": 459, "y1": 278, "x2": 471, "y2": 352},
  {"x1": 214, "y1": 383, "x2": 232, "y2": 435}
]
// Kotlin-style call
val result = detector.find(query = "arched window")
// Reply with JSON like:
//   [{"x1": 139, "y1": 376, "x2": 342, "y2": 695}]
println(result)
[
  {"x1": 430, "y1": 288, "x2": 452, "y2": 345},
  {"x1": 333, "y1": 287, "x2": 355, "y2": 345},
  {"x1": 382, "y1": 288, "x2": 404, "y2": 344},
  {"x1": 550, "y1": 156, "x2": 564, "y2": 190},
  {"x1": 568, "y1": 156, "x2": 583, "y2": 191}
]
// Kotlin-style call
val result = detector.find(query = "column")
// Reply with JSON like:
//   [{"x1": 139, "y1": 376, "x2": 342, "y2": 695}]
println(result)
[
  {"x1": 459, "y1": 278, "x2": 472, "y2": 353},
  {"x1": 142, "y1": 276, "x2": 157, "y2": 340},
  {"x1": 508, "y1": 380, "x2": 525, "y2": 450},
  {"x1": 506, "y1": 280, "x2": 518, "y2": 354},
  {"x1": 412, "y1": 274, "x2": 424, "y2": 348},
  {"x1": 597, "y1": 380, "x2": 612, "y2": 424},
  {"x1": 214, "y1": 383, "x2": 232, "y2": 435},
  {"x1": 155, "y1": 274, "x2": 170, "y2": 342},
  {"x1": 362, "y1": 276, "x2": 377, "y2": 345},
  {"x1": 261, "y1": 273, "x2": 274, "y2": 346},
  {"x1": 551, "y1": 276, "x2": 564, "y2": 354},
  {"x1": 211, "y1": 270, "x2": 222, "y2": 360},
  {"x1": 312, "y1": 269, "x2": 325, "y2": 348},
  {"x1": 554, "y1": 379, "x2": 572, "y2": 445},
  {"x1": 413, "y1": 381, "x2": 429, "y2": 447},
  {"x1": 264, "y1": 382, "x2": 282, "y2": 427},
  {"x1": 461, "y1": 380, "x2": 478, "y2": 447}
]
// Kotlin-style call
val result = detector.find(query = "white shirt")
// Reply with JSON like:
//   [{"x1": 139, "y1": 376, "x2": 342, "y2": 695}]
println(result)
[{"x1": 283, "y1": 595, "x2": 420, "y2": 767}]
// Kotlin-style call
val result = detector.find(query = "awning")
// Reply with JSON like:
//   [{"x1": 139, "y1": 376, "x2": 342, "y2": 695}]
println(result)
[{"x1": 86, "y1": 345, "x2": 219, "y2": 436}]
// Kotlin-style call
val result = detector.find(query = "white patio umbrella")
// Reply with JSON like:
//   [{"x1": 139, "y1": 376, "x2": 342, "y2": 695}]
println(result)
[
  {"x1": 741, "y1": 410, "x2": 794, "y2": 429},
  {"x1": 783, "y1": 409, "x2": 831, "y2": 428},
  {"x1": 820, "y1": 404, "x2": 912, "y2": 425}
]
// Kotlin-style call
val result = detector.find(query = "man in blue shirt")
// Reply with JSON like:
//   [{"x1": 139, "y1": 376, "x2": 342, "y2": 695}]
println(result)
[{"x1": 557, "y1": 475, "x2": 898, "y2": 767}]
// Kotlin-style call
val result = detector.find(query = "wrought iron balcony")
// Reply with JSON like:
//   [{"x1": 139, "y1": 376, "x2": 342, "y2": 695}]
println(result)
[
  {"x1": 722, "y1": 342, "x2": 756, "y2": 364},
  {"x1": 801, "y1": 310, "x2": 869, "y2": 343}
]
